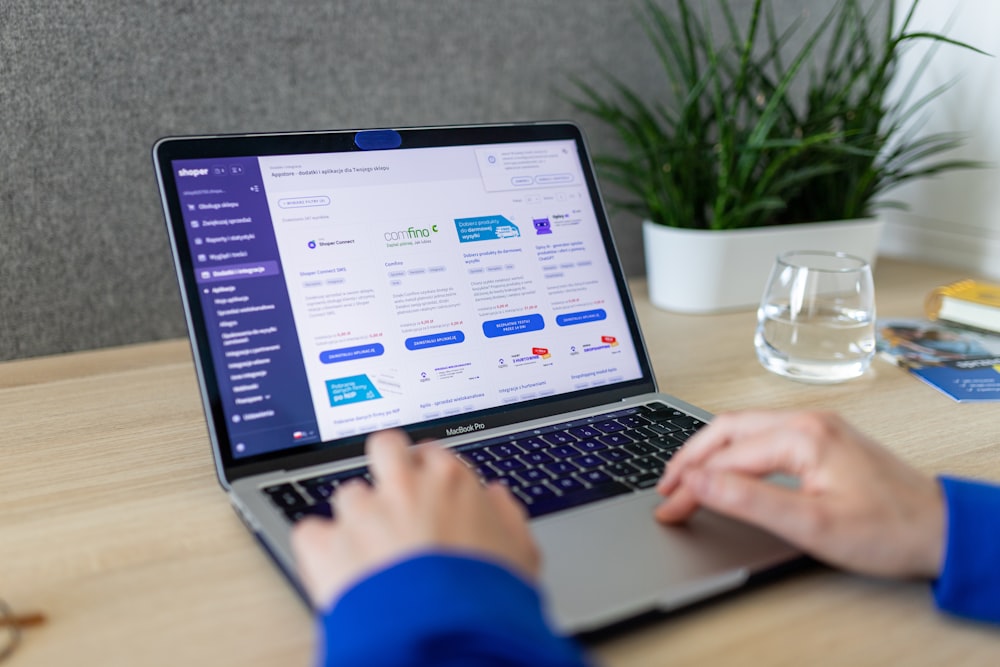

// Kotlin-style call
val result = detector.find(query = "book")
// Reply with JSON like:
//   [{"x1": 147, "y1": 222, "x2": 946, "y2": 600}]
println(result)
[
  {"x1": 876, "y1": 318, "x2": 1000, "y2": 402},
  {"x1": 925, "y1": 279, "x2": 1000, "y2": 334}
]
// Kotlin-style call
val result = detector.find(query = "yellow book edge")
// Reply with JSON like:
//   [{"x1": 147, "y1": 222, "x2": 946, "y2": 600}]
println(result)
[{"x1": 925, "y1": 279, "x2": 1000, "y2": 317}]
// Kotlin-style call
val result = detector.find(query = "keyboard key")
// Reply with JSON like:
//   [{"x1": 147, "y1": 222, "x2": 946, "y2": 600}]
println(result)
[
  {"x1": 574, "y1": 439, "x2": 607, "y2": 453},
  {"x1": 298, "y1": 469, "x2": 370, "y2": 498},
  {"x1": 325, "y1": 469, "x2": 372, "y2": 486},
  {"x1": 516, "y1": 484, "x2": 560, "y2": 505},
  {"x1": 669, "y1": 431, "x2": 696, "y2": 444},
  {"x1": 284, "y1": 508, "x2": 310, "y2": 523},
  {"x1": 617, "y1": 415, "x2": 649, "y2": 428},
  {"x1": 629, "y1": 425, "x2": 658, "y2": 440},
  {"x1": 646, "y1": 405, "x2": 686, "y2": 420},
  {"x1": 567, "y1": 425, "x2": 601, "y2": 439},
  {"x1": 621, "y1": 470, "x2": 660, "y2": 490},
  {"x1": 542, "y1": 460, "x2": 580, "y2": 477},
  {"x1": 597, "y1": 432, "x2": 635, "y2": 447},
  {"x1": 476, "y1": 464, "x2": 502, "y2": 481},
  {"x1": 520, "y1": 451, "x2": 555, "y2": 466},
  {"x1": 263, "y1": 483, "x2": 307, "y2": 509},
  {"x1": 669, "y1": 415, "x2": 706, "y2": 430},
  {"x1": 652, "y1": 449, "x2": 676, "y2": 463},
  {"x1": 548, "y1": 444, "x2": 581, "y2": 459},
  {"x1": 630, "y1": 455, "x2": 663, "y2": 474},
  {"x1": 490, "y1": 458, "x2": 527, "y2": 473},
  {"x1": 299, "y1": 473, "x2": 341, "y2": 488},
  {"x1": 298, "y1": 468, "x2": 371, "y2": 489},
  {"x1": 303, "y1": 483, "x2": 334, "y2": 500},
  {"x1": 623, "y1": 441, "x2": 657, "y2": 457},
  {"x1": 646, "y1": 421, "x2": 681, "y2": 435},
  {"x1": 524, "y1": 481, "x2": 631, "y2": 518},
  {"x1": 459, "y1": 449, "x2": 495, "y2": 465},
  {"x1": 550, "y1": 477, "x2": 587, "y2": 494},
  {"x1": 299, "y1": 476, "x2": 336, "y2": 496},
  {"x1": 512, "y1": 468, "x2": 552, "y2": 485},
  {"x1": 540, "y1": 431, "x2": 576, "y2": 446},
  {"x1": 485, "y1": 443, "x2": 524, "y2": 459},
  {"x1": 597, "y1": 448, "x2": 631, "y2": 463},
  {"x1": 508, "y1": 436, "x2": 547, "y2": 451},
  {"x1": 593, "y1": 420, "x2": 627, "y2": 434},
  {"x1": 576, "y1": 469, "x2": 614, "y2": 487},
  {"x1": 648, "y1": 435, "x2": 684, "y2": 451},
  {"x1": 570, "y1": 454, "x2": 604, "y2": 470},
  {"x1": 284, "y1": 501, "x2": 332, "y2": 523},
  {"x1": 604, "y1": 461, "x2": 640, "y2": 478}
]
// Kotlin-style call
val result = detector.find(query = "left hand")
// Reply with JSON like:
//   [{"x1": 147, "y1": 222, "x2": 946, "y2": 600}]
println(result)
[
  {"x1": 654, "y1": 411, "x2": 944, "y2": 579},
  {"x1": 291, "y1": 429, "x2": 540, "y2": 610}
]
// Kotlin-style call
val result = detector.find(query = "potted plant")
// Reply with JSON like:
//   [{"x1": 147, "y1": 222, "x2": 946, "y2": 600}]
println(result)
[{"x1": 568, "y1": 0, "x2": 985, "y2": 312}]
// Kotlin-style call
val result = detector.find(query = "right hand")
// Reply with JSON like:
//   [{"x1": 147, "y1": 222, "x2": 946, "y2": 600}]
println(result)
[
  {"x1": 291, "y1": 430, "x2": 539, "y2": 611},
  {"x1": 655, "y1": 411, "x2": 945, "y2": 579}
]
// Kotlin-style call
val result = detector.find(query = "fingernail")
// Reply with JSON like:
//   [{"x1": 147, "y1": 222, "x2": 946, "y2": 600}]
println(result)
[{"x1": 652, "y1": 499, "x2": 676, "y2": 524}]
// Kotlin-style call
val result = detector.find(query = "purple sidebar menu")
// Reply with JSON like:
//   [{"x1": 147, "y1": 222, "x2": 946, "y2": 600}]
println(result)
[{"x1": 173, "y1": 157, "x2": 320, "y2": 457}]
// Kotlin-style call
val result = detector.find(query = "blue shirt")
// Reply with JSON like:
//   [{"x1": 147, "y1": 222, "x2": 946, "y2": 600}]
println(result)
[
  {"x1": 317, "y1": 552, "x2": 590, "y2": 667},
  {"x1": 933, "y1": 476, "x2": 1000, "y2": 624},
  {"x1": 318, "y1": 476, "x2": 1000, "y2": 666}
]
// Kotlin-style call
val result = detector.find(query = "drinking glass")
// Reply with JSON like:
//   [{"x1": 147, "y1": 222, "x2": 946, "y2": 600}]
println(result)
[{"x1": 754, "y1": 250, "x2": 876, "y2": 383}]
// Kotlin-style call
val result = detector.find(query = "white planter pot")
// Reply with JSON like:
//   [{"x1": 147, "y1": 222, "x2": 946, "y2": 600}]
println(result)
[{"x1": 642, "y1": 218, "x2": 884, "y2": 313}]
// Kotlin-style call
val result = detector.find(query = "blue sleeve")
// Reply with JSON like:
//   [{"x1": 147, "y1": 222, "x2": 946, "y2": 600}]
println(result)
[
  {"x1": 316, "y1": 552, "x2": 591, "y2": 667},
  {"x1": 933, "y1": 476, "x2": 1000, "y2": 624}
]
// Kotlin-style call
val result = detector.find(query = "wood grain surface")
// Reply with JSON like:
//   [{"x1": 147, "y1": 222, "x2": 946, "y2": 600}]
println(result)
[{"x1": 2, "y1": 258, "x2": 998, "y2": 666}]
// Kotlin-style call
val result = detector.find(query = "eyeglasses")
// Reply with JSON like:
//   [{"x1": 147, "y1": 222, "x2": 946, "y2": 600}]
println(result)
[{"x1": 0, "y1": 598, "x2": 46, "y2": 663}]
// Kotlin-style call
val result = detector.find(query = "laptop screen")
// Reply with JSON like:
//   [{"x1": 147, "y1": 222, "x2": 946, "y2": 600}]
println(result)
[{"x1": 156, "y1": 125, "x2": 655, "y2": 472}]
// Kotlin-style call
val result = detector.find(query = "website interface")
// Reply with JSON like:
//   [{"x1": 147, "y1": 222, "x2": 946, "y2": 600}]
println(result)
[{"x1": 172, "y1": 140, "x2": 643, "y2": 458}]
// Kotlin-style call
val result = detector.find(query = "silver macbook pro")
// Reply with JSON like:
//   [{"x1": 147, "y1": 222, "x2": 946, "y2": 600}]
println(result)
[{"x1": 152, "y1": 122, "x2": 797, "y2": 632}]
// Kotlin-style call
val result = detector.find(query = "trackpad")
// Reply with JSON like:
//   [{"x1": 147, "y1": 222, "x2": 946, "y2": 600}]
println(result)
[{"x1": 532, "y1": 492, "x2": 797, "y2": 633}]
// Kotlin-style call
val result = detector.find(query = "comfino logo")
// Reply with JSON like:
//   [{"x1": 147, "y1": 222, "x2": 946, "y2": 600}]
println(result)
[
  {"x1": 384, "y1": 225, "x2": 439, "y2": 242},
  {"x1": 177, "y1": 167, "x2": 210, "y2": 178}
]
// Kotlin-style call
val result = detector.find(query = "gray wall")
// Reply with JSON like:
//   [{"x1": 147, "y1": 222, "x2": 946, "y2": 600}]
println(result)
[{"x1": 0, "y1": 0, "x2": 849, "y2": 361}]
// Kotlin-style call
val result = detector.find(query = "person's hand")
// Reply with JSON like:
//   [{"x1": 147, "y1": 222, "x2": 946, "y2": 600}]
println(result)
[
  {"x1": 655, "y1": 411, "x2": 945, "y2": 580},
  {"x1": 291, "y1": 429, "x2": 540, "y2": 610}
]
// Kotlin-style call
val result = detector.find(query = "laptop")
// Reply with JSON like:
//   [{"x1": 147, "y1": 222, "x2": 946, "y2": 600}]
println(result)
[{"x1": 152, "y1": 122, "x2": 797, "y2": 632}]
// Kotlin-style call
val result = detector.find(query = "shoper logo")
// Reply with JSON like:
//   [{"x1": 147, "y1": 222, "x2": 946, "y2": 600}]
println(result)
[{"x1": 177, "y1": 168, "x2": 210, "y2": 178}]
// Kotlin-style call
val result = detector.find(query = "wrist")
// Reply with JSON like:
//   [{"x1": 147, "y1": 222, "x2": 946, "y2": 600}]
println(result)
[{"x1": 916, "y1": 478, "x2": 946, "y2": 579}]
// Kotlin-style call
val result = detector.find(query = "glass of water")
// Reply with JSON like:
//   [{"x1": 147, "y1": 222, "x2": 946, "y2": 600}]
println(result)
[{"x1": 754, "y1": 250, "x2": 876, "y2": 383}]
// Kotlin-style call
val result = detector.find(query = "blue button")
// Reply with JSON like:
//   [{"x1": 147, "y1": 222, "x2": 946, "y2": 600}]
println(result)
[
  {"x1": 319, "y1": 343, "x2": 385, "y2": 364},
  {"x1": 482, "y1": 314, "x2": 546, "y2": 338},
  {"x1": 556, "y1": 309, "x2": 607, "y2": 326},
  {"x1": 404, "y1": 330, "x2": 466, "y2": 351}
]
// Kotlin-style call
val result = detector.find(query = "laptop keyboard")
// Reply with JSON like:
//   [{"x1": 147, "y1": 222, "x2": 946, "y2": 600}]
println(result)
[{"x1": 263, "y1": 402, "x2": 706, "y2": 523}]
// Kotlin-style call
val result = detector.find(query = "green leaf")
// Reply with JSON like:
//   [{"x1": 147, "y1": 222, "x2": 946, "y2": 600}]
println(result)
[{"x1": 560, "y1": 0, "x2": 987, "y2": 230}]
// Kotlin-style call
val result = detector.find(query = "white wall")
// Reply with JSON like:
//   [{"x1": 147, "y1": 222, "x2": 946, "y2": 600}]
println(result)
[{"x1": 880, "y1": 0, "x2": 1000, "y2": 280}]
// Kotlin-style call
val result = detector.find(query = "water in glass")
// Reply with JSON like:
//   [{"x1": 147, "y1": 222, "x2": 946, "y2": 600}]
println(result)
[{"x1": 754, "y1": 251, "x2": 875, "y2": 383}]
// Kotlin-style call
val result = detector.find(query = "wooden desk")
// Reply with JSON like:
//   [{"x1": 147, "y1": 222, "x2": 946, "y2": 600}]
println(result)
[{"x1": 2, "y1": 258, "x2": 999, "y2": 666}]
